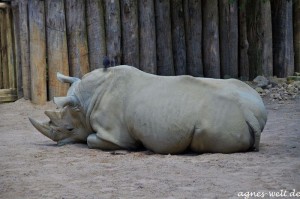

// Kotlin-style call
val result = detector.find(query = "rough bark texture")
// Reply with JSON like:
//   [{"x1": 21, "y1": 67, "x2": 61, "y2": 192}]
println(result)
[
  {"x1": 202, "y1": 0, "x2": 220, "y2": 78},
  {"x1": 271, "y1": 0, "x2": 294, "y2": 77},
  {"x1": 0, "y1": 10, "x2": 3, "y2": 89},
  {"x1": 0, "y1": 9, "x2": 6, "y2": 89},
  {"x1": 171, "y1": 0, "x2": 186, "y2": 75},
  {"x1": 18, "y1": 0, "x2": 30, "y2": 99},
  {"x1": 138, "y1": 0, "x2": 156, "y2": 74},
  {"x1": 28, "y1": 0, "x2": 47, "y2": 104},
  {"x1": 184, "y1": 0, "x2": 203, "y2": 77},
  {"x1": 0, "y1": 10, "x2": 2, "y2": 89},
  {"x1": 46, "y1": 0, "x2": 69, "y2": 100},
  {"x1": 219, "y1": 0, "x2": 238, "y2": 79},
  {"x1": 238, "y1": 0, "x2": 249, "y2": 81},
  {"x1": 104, "y1": 0, "x2": 122, "y2": 66},
  {"x1": 261, "y1": 0, "x2": 273, "y2": 77},
  {"x1": 65, "y1": 0, "x2": 90, "y2": 78},
  {"x1": 121, "y1": 0, "x2": 139, "y2": 68},
  {"x1": 155, "y1": 0, "x2": 174, "y2": 76},
  {"x1": 294, "y1": 0, "x2": 300, "y2": 73},
  {"x1": 5, "y1": 6, "x2": 16, "y2": 89},
  {"x1": 11, "y1": 0, "x2": 23, "y2": 98},
  {"x1": 247, "y1": 0, "x2": 273, "y2": 79},
  {"x1": 1, "y1": 9, "x2": 9, "y2": 89},
  {"x1": 86, "y1": 0, "x2": 106, "y2": 70}
]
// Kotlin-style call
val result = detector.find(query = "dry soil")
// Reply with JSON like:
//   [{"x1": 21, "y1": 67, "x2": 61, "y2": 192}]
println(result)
[{"x1": 0, "y1": 97, "x2": 299, "y2": 199}]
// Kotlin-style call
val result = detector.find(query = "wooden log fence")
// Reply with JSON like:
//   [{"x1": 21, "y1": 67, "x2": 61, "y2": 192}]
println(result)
[
  {"x1": 0, "y1": 0, "x2": 298, "y2": 104},
  {"x1": 0, "y1": 3, "x2": 17, "y2": 103}
]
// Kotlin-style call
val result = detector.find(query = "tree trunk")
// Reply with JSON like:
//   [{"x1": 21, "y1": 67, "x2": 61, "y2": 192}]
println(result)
[
  {"x1": 11, "y1": 0, "x2": 23, "y2": 98},
  {"x1": 138, "y1": 0, "x2": 156, "y2": 74},
  {"x1": 155, "y1": 0, "x2": 174, "y2": 76},
  {"x1": 46, "y1": 0, "x2": 69, "y2": 100},
  {"x1": 86, "y1": 0, "x2": 106, "y2": 70},
  {"x1": 238, "y1": 0, "x2": 249, "y2": 81},
  {"x1": 247, "y1": 0, "x2": 273, "y2": 79},
  {"x1": 104, "y1": 0, "x2": 122, "y2": 66},
  {"x1": 184, "y1": 0, "x2": 203, "y2": 77},
  {"x1": 202, "y1": 0, "x2": 220, "y2": 78},
  {"x1": 171, "y1": 0, "x2": 186, "y2": 75},
  {"x1": 19, "y1": 0, "x2": 30, "y2": 99},
  {"x1": 65, "y1": 0, "x2": 90, "y2": 78},
  {"x1": 294, "y1": 0, "x2": 300, "y2": 73},
  {"x1": 219, "y1": 0, "x2": 238, "y2": 79},
  {"x1": 29, "y1": 0, "x2": 47, "y2": 104},
  {"x1": 271, "y1": 0, "x2": 294, "y2": 77},
  {"x1": 121, "y1": 0, "x2": 139, "y2": 68}
]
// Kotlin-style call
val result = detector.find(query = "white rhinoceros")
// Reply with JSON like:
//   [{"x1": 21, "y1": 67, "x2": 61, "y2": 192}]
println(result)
[{"x1": 29, "y1": 65, "x2": 267, "y2": 154}]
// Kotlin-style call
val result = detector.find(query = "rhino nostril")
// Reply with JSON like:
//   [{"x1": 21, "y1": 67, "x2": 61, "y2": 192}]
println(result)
[{"x1": 65, "y1": 126, "x2": 74, "y2": 131}]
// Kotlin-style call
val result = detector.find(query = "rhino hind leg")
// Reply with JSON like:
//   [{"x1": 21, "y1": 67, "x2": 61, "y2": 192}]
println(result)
[
  {"x1": 87, "y1": 134, "x2": 122, "y2": 150},
  {"x1": 243, "y1": 109, "x2": 262, "y2": 151}
]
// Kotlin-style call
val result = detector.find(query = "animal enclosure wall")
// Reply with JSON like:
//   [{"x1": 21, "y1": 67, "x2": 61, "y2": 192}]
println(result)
[
  {"x1": 0, "y1": 3, "x2": 17, "y2": 102},
  {"x1": 1, "y1": 0, "x2": 299, "y2": 104}
]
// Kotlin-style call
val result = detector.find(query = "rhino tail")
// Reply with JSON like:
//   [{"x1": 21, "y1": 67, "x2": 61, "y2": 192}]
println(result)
[{"x1": 243, "y1": 109, "x2": 261, "y2": 152}]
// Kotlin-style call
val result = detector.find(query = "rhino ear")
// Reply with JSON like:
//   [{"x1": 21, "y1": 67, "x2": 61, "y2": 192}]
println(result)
[
  {"x1": 57, "y1": 72, "x2": 80, "y2": 84},
  {"x1": 54, "y1": 96, "x2": 79, "y2": 108}
]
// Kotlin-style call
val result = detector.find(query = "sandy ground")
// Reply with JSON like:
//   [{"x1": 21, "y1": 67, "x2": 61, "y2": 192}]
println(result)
[{"x1": 0, "y1": 97, "x2": 299, "y2": 199}]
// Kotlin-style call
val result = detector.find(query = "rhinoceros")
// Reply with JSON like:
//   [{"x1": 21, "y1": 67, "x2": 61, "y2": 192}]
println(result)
[{"x1": 29, "y1": 65, "x2": 267, "y2": 154}]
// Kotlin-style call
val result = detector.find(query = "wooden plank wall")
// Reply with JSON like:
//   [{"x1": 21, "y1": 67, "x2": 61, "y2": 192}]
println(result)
[
  {"x1": 0, "y1": 0, "x2": 299, "y2": 104},
  {"x1": 0, "y1": 3, "x2": 17, "y2": 103}
]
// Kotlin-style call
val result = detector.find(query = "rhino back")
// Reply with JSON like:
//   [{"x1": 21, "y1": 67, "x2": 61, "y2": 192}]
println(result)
[{"x1": 124, "y1": 75, "x2": 223, "y2": 153}]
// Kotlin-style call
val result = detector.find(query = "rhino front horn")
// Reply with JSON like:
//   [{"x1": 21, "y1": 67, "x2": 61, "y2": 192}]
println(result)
[{"x1": 29, "y1": 118, "x2": 54, "y2": 141}]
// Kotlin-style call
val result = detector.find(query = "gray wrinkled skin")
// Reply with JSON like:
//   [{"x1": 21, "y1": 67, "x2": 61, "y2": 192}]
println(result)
[{"x1": 30, "y1": 65, "x2": 267, "y2": 154}]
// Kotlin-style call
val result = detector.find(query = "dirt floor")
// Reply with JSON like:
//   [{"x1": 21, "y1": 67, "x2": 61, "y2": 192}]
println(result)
[{"x1": 0, "y1": 96, "x2": 299, "y2": 199}]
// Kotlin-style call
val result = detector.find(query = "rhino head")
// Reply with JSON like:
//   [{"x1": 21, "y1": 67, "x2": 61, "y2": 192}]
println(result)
[{"x1": 29, "y1": 73, "x2": 91, "y2": 145}]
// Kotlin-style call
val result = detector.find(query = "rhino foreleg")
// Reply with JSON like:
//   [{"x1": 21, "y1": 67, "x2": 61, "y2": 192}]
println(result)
[{"x1": 87, "y1": 134, "x2": 121, "y2": 150}]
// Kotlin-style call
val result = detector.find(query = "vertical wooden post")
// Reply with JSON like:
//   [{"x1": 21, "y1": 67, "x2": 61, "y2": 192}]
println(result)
[
  {"x1": 0, "y1": 9, "x2": 9, "y2": 88},
  {"x1": 261, "y1": 1, "x2": 273, "y2": 77},
  {"x1": 219, "y1": 0, "x2": 238, "y2": 79},
  {"x1": 46, "y1": 0, "x2": 69, "y2": 100},
  {"x1": 238, "y1": 0, "x2": 249, "y2": 81},
  {"x1": 184, "y1": 0, "x2": 203, "y2": 77},
  {"x1": 65, "y1": 0, "x2": 90, "y2": 78},
  {"x1": 171, "y1": 0, "x2": 186, "y2": 75},
  {"x1": 104, "y1": 0, "x2": 122, "y2": 66},
  {"x1": 5, "y1": 6, "x2": 16, "y2": 89},
  {"x1": 121, "y1": 0, "x2": 139, "y2": 68},
  {"x1": 0, "y1": 9, "x2": 3, "y2": 89},
  {"x1": 202, "y1": 0, "x2": 220, "y2": 78},
  {"x1": 271, "y1": 0, "x2": 294, "y2": 77},
  {"x1": 155, "y1": 0, "x2": 174, "y2": 76},
  {"x1": 294, "y1": 0, "x2": 300, "y2": 73},
  {"x1": 247, "y1": 0, "x2": 273, "y2": 79},
  {"x1": 86, "y1": 0, "x2": 106, "y2": 70},
  {"x1": 19, "y1": 0, "x2": 30, "y2": 99},
  {"x1": 12, "y1": 0, "x2": 23, "y2": 98},
  {"x1": 29, "y1": 0, "x2": 47, "y2": 104},
  {"x1": 139, "y1": 0, "x2": 156, "y2": 74}
]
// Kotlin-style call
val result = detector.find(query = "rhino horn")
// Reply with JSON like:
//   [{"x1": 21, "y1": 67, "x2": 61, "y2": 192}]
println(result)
[
  {"x1": 57, "y1": 72, "x2": 80, "y2": 84},
  {"x1": 29, "y1": 118, "x2": 54, "y2": 140},
  {"x1": 44, "y1": 110, "x2": 61, "y2": 126},
  {"x1": 53, "y1": 96, "x2": 79, "y2": 108}
]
